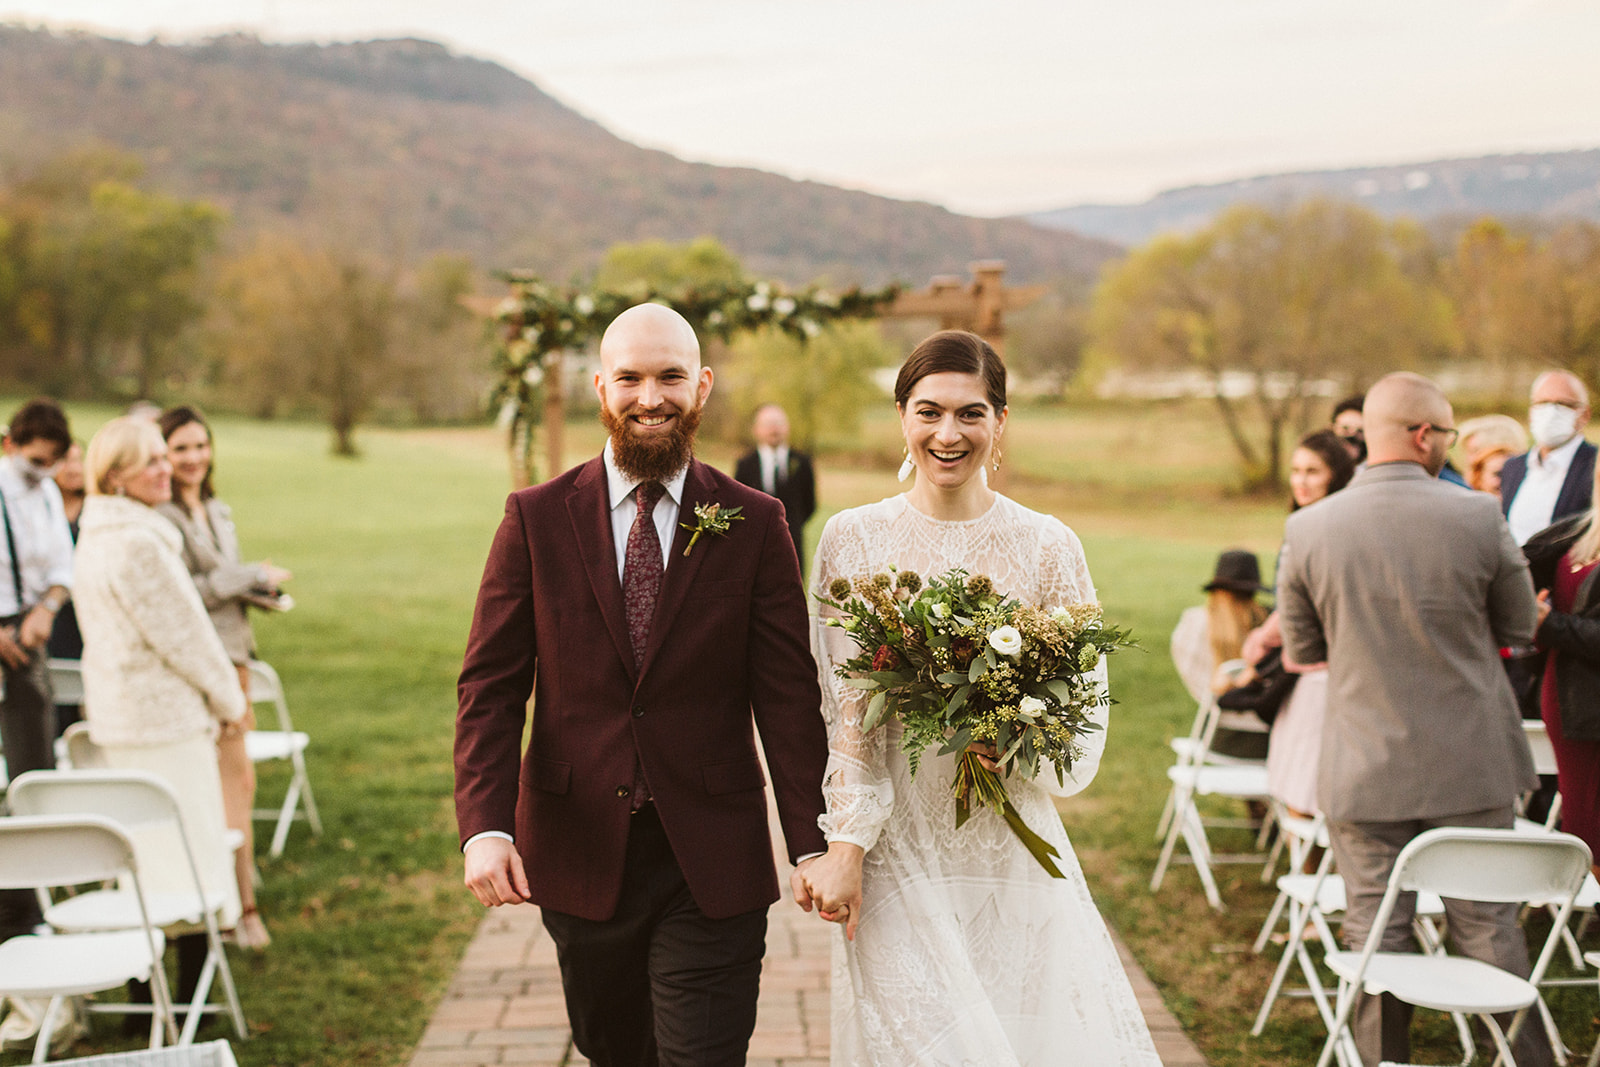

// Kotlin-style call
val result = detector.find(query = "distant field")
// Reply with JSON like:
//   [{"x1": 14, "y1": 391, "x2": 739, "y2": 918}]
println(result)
[{"x1": 5, "y1": 398, "x2": 1584, "y2": 1067}]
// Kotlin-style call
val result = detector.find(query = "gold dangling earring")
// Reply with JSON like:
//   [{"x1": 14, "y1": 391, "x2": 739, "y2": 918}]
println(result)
[
  {"x1": 897, "y1": 445, "x2": 914, "y2": 483},
  {"x1": 991, "y1": 443, "x2": 1003, "y2": 472}
]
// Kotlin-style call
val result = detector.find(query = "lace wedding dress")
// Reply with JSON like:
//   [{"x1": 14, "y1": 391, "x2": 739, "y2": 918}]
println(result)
[{"x1": 812, "y1": 494, "x2": 1162, "y2": 1067}]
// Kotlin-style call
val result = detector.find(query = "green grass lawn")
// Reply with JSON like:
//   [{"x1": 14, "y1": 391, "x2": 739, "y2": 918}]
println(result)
[{"x1": 6, "y1": 400, "x2": 1595, "y2": 1066}]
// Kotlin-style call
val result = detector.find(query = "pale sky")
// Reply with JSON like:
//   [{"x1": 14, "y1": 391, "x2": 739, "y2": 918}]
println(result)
[{"x1": 4, "y1": 0, "x2": 1599, "y2": 216}]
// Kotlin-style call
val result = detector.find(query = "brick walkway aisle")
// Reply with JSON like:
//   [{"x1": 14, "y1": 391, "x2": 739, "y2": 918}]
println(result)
[{"x1": 412, "y1": 799, "x2": 1206, "y2": 1067}]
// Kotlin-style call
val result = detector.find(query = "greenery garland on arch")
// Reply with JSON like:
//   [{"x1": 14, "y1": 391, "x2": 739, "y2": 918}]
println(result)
[{"x1": 487, "y1": 272, "x2": 901, "y2": 482}]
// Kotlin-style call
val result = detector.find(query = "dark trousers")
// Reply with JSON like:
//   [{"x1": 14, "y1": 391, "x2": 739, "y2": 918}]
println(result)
[
  {"x1": 0, "y1": 642, "x2": 55, "y2": 940},
  {"x1": 1328, "y1": 807, "x2": 1553, "y2": 1067},
  {"x1": 541, "y1": 805, "x2": 766, "y2": 1067}
]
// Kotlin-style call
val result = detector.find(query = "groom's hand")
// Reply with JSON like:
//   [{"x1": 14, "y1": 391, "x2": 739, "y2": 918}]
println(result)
[
  {"x1": 464, "y1": 837, "x2": 531, "y2": 907},
  {"x1": 801, "y1": 843, "x2": 864, "y2": 941}
]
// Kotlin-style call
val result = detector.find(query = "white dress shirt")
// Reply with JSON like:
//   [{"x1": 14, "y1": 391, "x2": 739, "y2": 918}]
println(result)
[
  {"x1": 465, "y1": 444, "x2": 690, "y2": 853},
  {"x1": 1507, "y1": 434, "x2": 1585, "y2": 546},
  {"x1": 757, "y1": 444, "x2": 789, "y2": 496},
  {"x1": 0, "y1": 455, "x2": 75, "y2": 617},
  {"x1": 603, "y1": 442, "x2": 688, "y2": 580}
]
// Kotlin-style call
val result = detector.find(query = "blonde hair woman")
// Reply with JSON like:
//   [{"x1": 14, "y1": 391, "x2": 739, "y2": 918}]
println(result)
[{"x1": 74, "y1": 417, "x2": 246, "y2": 939}]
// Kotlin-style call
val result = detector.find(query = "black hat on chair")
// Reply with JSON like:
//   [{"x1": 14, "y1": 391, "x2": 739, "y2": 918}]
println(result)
[{"x1": 1203, "y1": 549, "x2": 1267, "y2": 595}]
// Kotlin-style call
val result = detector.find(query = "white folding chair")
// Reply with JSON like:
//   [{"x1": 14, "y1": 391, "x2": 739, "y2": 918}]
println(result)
[
  {"x1": 8, "y1": 770, "x2": 248, "y2": 1045},
  {"x1": 48, "y1": 1040, "x2": 238, "y2": 1066},
  {"x1": 1250, "y1": 807, "x2": 1461, "y2": 1059},
  {"x1": 1315, "y1": 827, "x2": 1592, "y2": 1067},
  {"x1": 0, "y1": 814, "x2": 178, "y2": 1063},
  {"x1": 46, "y1": 659, "x2": 85, "y2": 707},
  {"x1": 244, "y1": 660, "x2": 322, "y2": 857},
  {"x1": 1156, "y1": 658, "x2": 1267, "y2": 841},
  {"x1": 1151, "y1": 683, "x2": 1274, "y2": 910}
]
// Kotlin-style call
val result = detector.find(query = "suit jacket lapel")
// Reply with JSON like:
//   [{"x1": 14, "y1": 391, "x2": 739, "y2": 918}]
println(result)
[
  {"x1": 638, "y1": 460, "x2": 714, "y2": 679},
  {"x1": 567, "y1": 457, "x2": 635, "y2": 678}
]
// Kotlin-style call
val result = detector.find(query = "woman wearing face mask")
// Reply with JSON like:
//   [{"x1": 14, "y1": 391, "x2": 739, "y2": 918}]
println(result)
[
  {"x1": 155, "y1": 406, "x2": 289, "y2": 951},
  {"x1": 802, "y1": 331, "x2": 1162, "y2": 1066}
]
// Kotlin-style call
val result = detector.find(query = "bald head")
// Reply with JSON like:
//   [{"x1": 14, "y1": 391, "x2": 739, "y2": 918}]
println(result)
[
  {"x1": 1531, "y1": 369, "x2": 1590, "y2": 409},
  {"x1": 599, "y1": 303, "x2": 700, "y2": 374},
  {"x1": 1364, "y1": 372, "x2": 1454, "y2": 474}
]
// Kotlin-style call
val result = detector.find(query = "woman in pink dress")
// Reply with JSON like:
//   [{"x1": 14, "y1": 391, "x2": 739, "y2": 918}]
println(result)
[{"x1": 1264, "y1": 430, "x2": 1354, "y2": 817}]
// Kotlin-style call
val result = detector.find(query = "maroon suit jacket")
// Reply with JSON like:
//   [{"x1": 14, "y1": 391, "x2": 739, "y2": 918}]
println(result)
[{"x1": 455, "y1": 455, "x2": 829, "y2": 921}]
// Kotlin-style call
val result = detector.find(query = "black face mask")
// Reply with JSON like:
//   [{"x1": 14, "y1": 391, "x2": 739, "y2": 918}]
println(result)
[{"x1": 1338, "y1": 434, "x2": 1367, "y2": 464}]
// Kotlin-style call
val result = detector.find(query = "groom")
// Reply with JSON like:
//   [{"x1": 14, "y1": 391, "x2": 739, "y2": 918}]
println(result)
[{"x1": 455, "y1": 303, "x2": 839, "y2": 1067}]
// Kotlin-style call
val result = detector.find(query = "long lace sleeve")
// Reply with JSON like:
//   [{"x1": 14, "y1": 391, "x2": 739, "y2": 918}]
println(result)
[
  {"x1": 810, "y1": 515, "x2": 896, "y2": 852},
  {"x1": 1036, "y1": 518, "x2": 1108, "y2": 799}
]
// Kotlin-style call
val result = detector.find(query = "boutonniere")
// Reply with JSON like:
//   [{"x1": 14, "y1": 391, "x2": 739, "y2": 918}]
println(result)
[{"x1": 682, "y1": 502, "x2": 744, "y2": 556}]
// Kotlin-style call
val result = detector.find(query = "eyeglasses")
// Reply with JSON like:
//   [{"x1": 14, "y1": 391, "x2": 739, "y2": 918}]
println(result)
[{"x1": 1407, "y1": 423, "x2": 1459, "y2": 446}]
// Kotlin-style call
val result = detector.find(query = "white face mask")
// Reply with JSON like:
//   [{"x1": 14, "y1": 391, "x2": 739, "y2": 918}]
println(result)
[
  {"x1": 12, "y1": 456, "x2": 59, "y2": 489},
  {"x1": 1529, "y1": 403, "x2": 1581, "y2": 450}
]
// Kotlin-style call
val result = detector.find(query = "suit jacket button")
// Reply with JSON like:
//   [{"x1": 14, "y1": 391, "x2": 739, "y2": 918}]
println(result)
[
  {"x1": 632, "y1": 705, "x2": 645, "y2": 718},
  {"x1": 616, "y1": 785, "x2": 631, "y2": 798}
]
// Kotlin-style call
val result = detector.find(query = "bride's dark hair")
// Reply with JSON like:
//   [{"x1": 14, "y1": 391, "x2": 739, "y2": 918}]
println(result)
[{"x1": 893, "y1": 330, "x2": 1007, "y2": 413}]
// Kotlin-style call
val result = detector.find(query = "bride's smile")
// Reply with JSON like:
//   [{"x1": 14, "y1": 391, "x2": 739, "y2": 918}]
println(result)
[{"x1": 899, "y1": 369, "x2": 1007, "y2": 517}]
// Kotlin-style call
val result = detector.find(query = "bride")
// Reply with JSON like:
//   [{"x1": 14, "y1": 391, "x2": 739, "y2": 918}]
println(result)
[{"x1": 800, "y1": 331, "x2": 1162, "y2": 1066}]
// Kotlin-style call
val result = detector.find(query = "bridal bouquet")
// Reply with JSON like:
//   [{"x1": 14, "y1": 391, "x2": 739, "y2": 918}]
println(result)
[{"x1": 819, "y1": 567, "x2": 1135, "y2": 877}]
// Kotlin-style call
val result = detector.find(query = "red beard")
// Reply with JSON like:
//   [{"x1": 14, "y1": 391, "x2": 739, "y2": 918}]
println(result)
[{"x1": 600, "y1": 400, "x2": 702, "y2": 483}]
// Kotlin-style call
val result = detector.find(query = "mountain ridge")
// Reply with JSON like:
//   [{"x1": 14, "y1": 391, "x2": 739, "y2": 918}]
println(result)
[
  {"x1": 0, "y1": 25, "x2": 1117, "y2": 286},
  {"x1": 1027, "y1": 148, "x2": 1600, "y2": 245}
]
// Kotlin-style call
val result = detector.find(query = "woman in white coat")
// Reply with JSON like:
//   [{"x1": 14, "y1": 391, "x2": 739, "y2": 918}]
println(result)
[{"x1": 73, "y1": 416, "x2": 246, "y2": 935}]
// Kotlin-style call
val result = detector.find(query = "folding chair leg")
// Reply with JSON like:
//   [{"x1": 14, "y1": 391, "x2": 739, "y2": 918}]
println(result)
[
  {"x1": 1250, "y1": 914, "x2": 1301, "y2": 1034},
  {"x1": 1181, "y1": 806, "x2": 1225, "y2": 911},
  {"x1": 211, "y1": 936, "x2": 248, "y2": 1039},
  {"x1": 268, "y1": 778, "x2": 300, "y2": 858},
  {"x1": 295, "y1": 755, "x2": 322, "y2": 836},
  {"x1": 1155, "y1": 785, "x2": 1177, "y2": 842},
  {"x1": 1252, "y1": 888, "x2": 1290, "y2": 954},
  {"x1": 30, "y1": 996, "x2": 62, "y2": 1066},
  {"x1": 1150, "y1": 786, "x2": 1192, "y2": 892},
  {"x1": 178, "y1": 950, "x2": 220, "y2": 1046}
]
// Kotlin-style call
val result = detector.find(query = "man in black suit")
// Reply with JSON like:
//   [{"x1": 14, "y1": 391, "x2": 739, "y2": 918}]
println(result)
[
  {"x1": 733, "y1": 404, "x2": 816, "y2": 566},
  {"x1": 1502, "y1": 370, "x2": 1596, "y2": 546}
]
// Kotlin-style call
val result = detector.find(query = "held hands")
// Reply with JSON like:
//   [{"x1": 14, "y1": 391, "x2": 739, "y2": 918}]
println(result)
[
  {"x1": 464, "y1": 836, "x2": 531, "y2": 908},
  {"x1": 792, "y1": 842, "x2": 864, "y2": 940}
]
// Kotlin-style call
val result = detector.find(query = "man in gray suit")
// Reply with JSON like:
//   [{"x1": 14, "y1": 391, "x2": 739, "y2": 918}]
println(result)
[{"x1": 1278, "y1": 372, "x2": 1547, "y2": 1067}]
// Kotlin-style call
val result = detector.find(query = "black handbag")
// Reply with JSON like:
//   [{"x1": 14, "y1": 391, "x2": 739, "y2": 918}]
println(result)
[{"x1": 1216, "y1": 646, "x2": 1298, "y2": 727}]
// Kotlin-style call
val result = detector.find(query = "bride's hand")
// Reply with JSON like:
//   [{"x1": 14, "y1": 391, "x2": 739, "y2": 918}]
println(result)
[
  {"x1": 966, "y1": 740, "x2": 1000, "y2": 774},
  {"x1": 803, "y1": 842, "x2": 865, "y2": 941}
]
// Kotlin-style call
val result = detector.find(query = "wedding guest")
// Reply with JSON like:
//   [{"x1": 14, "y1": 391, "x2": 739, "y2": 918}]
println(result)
[
  {"x1": 1458, "y1": 413, "x2": 1528, "y2": 468},
  {"x1": 73, "y1": 417, "x2": 245, "y2": 958},
  {"x1": 1279, "y1": 372, "x2": 1546, "y2": 1067},
  {"x1": 1169, "y1": 550, "x2": 1271, "y2": 758},
  {"x1": 47, "y1": 440, "x2": 86, "y2": 735},
  {"x1": 1468, "y1": 446, "x2": 1517, "y2": 497},
  {"x1": 1523, "y1": 460, "x2": 1600, "y2": 876},
  {"x1": 156, "y1": 406, "x2": 287, "y2": 951},
  {"x1": 1266, "y1": 430, "x2": 1355, "y2": 817},
  {"x1": 0, "y1": 398, "x2": 74, "y2": 943},
  {"x1": 1503, "y1": 370, "x2": 1595, "y2": 546},
  {"x1": 733, "y1": 403, "x2": 816, "y2": 567},
  {"x1": 1331, "y1": 394, "x2": 1366, "y2": 463}
]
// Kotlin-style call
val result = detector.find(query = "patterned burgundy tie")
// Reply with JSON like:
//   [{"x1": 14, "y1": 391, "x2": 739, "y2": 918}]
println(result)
[{"x1": 623, "y1": 481, "x2": 665, "y2": 668}]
